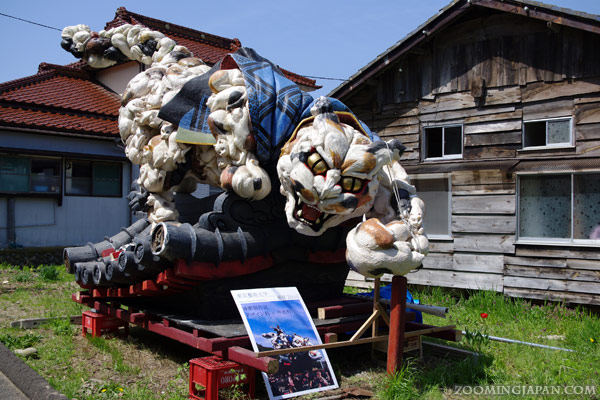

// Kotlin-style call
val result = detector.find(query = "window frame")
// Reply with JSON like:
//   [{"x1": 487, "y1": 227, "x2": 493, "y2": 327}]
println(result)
[
  {"x1": 64, "y1": 159, "x2": 123, "y2": 198},
  {"x1": 0, "y1": 154, "x2": 61, "y2": 195},
  {"x1": 410, "y1": 173, "x2": 452, "y2": 240},
  {"x1": 516, "y1": 171, "x2": 600, "y2": 247},
  {"x1": 521, "y1": 116, "x2": 574, "y2": 150},
  {"x1": 423, "y1": 124, "x2": 463, "y2": 161}
]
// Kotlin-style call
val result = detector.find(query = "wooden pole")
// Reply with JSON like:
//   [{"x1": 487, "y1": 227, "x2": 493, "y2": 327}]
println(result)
[
  {"x1": 387, "y1": 275, "x2": 407, "y2": 374},
  {"x1": 371, "y1": 278, "x2": 380, "y2": 358}
]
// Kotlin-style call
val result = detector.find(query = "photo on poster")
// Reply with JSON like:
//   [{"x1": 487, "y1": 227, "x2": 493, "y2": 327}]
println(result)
[{"x1": 231, "y1": 287, "x2": 338, "y2": 400}]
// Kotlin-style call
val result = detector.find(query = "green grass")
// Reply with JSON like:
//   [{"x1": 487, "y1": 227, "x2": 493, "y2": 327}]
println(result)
[
  {"x1": 390, "y1": 286, "x2": 600, "y2": 399},
  {"x1": 0, "y1": 330, "x2": 43, "y2": 350},
  {"x1": 1, "y1": 264, "x2": 599, "y2": 399},
  {"x1": 38, "y1": 265, "x2": 61, "y2": 282},
  {"x1": 0, "y1": 264, "x2": 193, "y2": 400},
  {"x1": 375, "y1": 361, "x2": 420, "y2": 400}
]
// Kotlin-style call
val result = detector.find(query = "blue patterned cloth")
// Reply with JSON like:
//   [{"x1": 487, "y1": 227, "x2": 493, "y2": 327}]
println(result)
[
  {"x1": 159, "y1": 48, "x2": 376, "y2": 167},
  {"x1": 227, "y1": 48, "x2": 314, "y2": 166}
]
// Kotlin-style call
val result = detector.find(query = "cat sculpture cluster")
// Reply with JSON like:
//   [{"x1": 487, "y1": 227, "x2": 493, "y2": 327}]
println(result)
[{"x1": 61, "y1": 22, "x2": 428, "y2": 316}]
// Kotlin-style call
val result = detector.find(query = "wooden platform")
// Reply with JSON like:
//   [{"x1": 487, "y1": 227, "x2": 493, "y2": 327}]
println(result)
[{"x1": 73, "y1": 290, "x2": 461, "y2": 374}]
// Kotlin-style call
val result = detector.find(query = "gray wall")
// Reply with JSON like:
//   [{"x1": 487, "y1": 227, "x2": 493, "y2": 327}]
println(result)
[
  {"x1": 1, "y1": 129, "x2": 136, "y2": 248},
  {"x1": 0, "y1": 163, "x2": 132, "y2": 247}
]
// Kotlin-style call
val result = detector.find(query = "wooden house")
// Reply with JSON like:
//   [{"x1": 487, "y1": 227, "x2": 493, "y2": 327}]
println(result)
[
  {"x1": 0, "y1": 7, "x2": 317, "y2": 250},
  {"x1": 334, "y1": 0, "x2": 600, "y2": 305}
]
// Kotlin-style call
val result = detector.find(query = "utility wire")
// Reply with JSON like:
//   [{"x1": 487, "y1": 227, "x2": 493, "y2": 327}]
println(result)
[
  {"x1": 0, "y1": 12, "x2": 61, "y2": 31},
  {"x1": 0, "y1": 12, "x2": 351, "y2": 83},
  {"x1": 302, "y1": 75, "x2": 348, "y2": 82}
]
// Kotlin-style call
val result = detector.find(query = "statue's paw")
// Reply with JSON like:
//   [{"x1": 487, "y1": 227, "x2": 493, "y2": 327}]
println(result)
[
  {"x1": 220, "y1": 159, "x2": 271, "y2": 200},
  {"x1": 346, "y1": 218, "x2": 428, "y2": 278},
  {"x1": 127, "y1": 183, "x2": 150, "y2": 213}
]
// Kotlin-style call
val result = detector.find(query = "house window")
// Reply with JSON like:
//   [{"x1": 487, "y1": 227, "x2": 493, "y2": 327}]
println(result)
[
  {"x1": 522, "y1": 117, "x2": 572, "y2": 149},
  {"x1": 65, "y1": 160, "x2": 122, "y2": 197},
  {"x1": 0, "y1": 156, "x2": 60, "y2": 193},
  {"x1": 424, "y1": 125, "x2": 462, "y2": 160},
  {"x1": 411, "y1": 175, "x2": 451, "y2": 239},
  {"x1": 518, "y1": 173, "x2": 600, "y2": 244}
]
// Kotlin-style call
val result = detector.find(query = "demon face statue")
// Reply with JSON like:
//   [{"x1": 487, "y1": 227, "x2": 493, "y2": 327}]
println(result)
[
  {"x1": 277, "y1": 99, "x2": 427, "y2": 276},
  {"x1": 61, "y1": 23, "x2": 428, "y2": 279},
  {"x1": 277, "y1": 99, "x2": 399, "y2": 236}
]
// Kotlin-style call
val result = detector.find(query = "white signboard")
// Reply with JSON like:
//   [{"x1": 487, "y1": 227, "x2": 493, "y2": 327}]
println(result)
[{"x1": 231, "y1": 287, "x2": 338, "y2": 399}]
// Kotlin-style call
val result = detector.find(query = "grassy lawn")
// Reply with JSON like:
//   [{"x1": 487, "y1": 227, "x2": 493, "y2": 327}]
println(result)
[{"x1": 1, "y1": 263, "x2": 599, "y2": 399}]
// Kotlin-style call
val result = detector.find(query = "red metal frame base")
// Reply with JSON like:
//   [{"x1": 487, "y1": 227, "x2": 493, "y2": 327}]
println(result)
[
  {"x1": 73, "y1": 291, "x2": 460, "y2": 378},
  {"x1": 189, "y1": 356, "x2": 255, "y2": 400},
  {"x1": 82, "y1": 310, "x2": 129, "y2": 338}
]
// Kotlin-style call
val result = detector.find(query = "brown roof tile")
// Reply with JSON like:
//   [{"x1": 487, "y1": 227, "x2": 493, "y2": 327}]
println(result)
[
  {"x1": 105, "y1": 7, "x2": 317, "y2": 87},
  {"x1": 1, "y1": 73, "x2": 119, "y2": 117},
  {"x1": 0, "y1": 105, "x2": 117, "y2": 137},
  {"x1": 0, "y1": 62, "x2": 120, "y2": 137}
]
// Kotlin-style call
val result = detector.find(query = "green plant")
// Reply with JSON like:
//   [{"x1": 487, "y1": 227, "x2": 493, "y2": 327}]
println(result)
[
  {"x1": 219, "y1": 368, "x2": 251, "y2": 400},
  {"x1": 375, "y1": 362, "x2": 420, "y2": 400},
  {"x1": 0, "y1": 331, "x2": 42, "y2": 350},
  {"x1": 38, "y1": 265, "x2": 60, "y2": 282},
  {"x1": 97, "y1": 382, "x2": 126, "y2": 398},
  {"x1": 46, "y1": 317, "x2": 75, "y2": 336},
  {"x1": 15, "y1": 268, "x2": 34, "y2": 282},
  {"x1": 463, "y1": 328, "x2": 490, "y2": 353},
  {"x1": 343, "y1": 286, "x2": 372, "y2": 295}
]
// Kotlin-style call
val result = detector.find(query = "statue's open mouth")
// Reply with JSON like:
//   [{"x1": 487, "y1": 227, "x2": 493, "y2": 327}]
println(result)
[{"x1": 293, "y1": 196, "x2": 333, "y2": 232}]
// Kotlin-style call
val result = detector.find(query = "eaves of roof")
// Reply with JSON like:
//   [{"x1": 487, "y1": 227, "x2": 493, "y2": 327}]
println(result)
[
  {"x1": 330, "y1": 0, "x2": 600, "y2": 100},
  {"x1": 0, "y1": 105, "x2": 118, "y2": 138}
]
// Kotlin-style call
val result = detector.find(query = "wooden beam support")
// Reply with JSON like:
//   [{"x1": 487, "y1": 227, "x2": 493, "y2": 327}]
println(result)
[
  {"x1": 387, "y1": 276, "x2": 407, "y2": 374},
  {"x1": 324, "y1": 333, "x2": 338, "y2": 344},
  {"x1": 228, "y1": 346, "x2": 279, "y2": 375},
  {"x1": 209, "y1": 336, "x2": 252, "y2": 352},
  {"x1": 317, "y1": 303, "x2": 373, "y2": 319},
  {"x1": 473, "y1": 0, "x2": 600, "y2": 35},
  {"x1": 349, "y1": 309, "x2": 382, "y2": 342},
  {"x1": 72, "y1": 291, "x2": 93, "y2": 305},
  {"x1": 406, "y1": 322, "x2": 462, "y2": 342}
]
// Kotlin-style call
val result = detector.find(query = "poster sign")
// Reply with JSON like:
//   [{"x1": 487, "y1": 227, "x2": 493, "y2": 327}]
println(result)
[{"x1": 231, "y1": 287, "x2": 338, "y2": 399}]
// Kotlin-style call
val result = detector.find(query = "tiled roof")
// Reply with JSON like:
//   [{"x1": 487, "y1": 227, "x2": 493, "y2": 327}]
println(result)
[
  {"x1": 106, "y1": 7, "x2": 241, "y2": 66},
  {"x1": 1, "y1": 64, "x2": 119, "y2": 116},
  {"x1": 0, "y1": 105, "x2": 117, "y2": 137},
  {"x1": 0, "y1": 63, "x2": 120, "y2": 137},
  {"x1": 106, "y1": 7, "x2": 319, "y2": 88}
]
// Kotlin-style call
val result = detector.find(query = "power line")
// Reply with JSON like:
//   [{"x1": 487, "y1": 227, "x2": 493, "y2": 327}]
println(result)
[
  {"x1": 302, "y1": 75, "x2": 348, "y2": 82},
  {"x1": 0, "y1": 11, "x2": 351, "y2": 83},
  {"x1": 0, "y1": 12, "x2": 61, "y2": 31}
]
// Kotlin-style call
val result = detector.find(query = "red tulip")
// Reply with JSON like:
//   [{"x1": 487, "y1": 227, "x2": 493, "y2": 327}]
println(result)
[{"x1": 480, "y1": 312, "x2": 489, "y2": 319}]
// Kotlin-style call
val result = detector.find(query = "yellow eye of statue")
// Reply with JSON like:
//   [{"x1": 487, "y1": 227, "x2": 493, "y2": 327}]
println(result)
[
  {"x1": 342, "y1": 177, "x2": 364, "y2": 193},
  {"x1": 307, "y1": 152, "x2": 328, "y2": 175}
]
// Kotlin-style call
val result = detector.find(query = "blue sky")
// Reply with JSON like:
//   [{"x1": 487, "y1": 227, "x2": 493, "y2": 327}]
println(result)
[{"x1": 1, "y1": 1, "x2": 600, "y2": 97}]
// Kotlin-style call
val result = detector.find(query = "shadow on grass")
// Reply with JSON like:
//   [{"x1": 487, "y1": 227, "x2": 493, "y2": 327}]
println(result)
[
  {"x1": 122, "y1": 326, "x2": 206, "y2": 363},
  {"x1": 419, "y1": 347, "x2": 494, "y2": 389},
  {"x1": 325, "y1": 341, "x2": 495, "y2": 399}
]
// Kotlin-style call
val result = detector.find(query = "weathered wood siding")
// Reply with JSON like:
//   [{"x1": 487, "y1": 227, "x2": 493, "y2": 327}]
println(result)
[{"x1": 343, "y1": 9, "x2": 600, "y2": 305}]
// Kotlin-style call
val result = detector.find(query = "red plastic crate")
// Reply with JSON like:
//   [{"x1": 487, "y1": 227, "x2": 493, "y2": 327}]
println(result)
[
  {"x1": 81, "y1": 310, "x2": 129, "y2": 338},
  {"x1": 189, "y1": 356, "x2": 255, "y2": 400}
]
